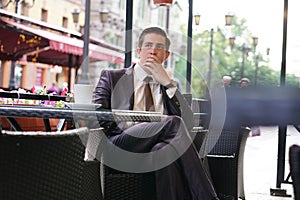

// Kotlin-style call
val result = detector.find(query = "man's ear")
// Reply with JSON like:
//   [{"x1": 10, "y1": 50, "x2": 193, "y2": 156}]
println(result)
[
  {"x1": 136, "y1": 48, "x2": 141, "y2": 55},
  {"x1": 165, "y1": 51, "x2": 170, "y2": 60}
]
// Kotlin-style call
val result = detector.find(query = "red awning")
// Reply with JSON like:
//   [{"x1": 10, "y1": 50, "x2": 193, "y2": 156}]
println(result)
[
  {"x1": 0, "y1": 18, "x2": 124, "y2": 66},
  {"x1": 0, "y1": 19, "x2": 48, "y2": 60}
]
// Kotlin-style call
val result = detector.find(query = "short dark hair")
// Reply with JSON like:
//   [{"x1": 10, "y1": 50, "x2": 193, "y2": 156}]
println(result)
[{"x1": 137, "y1": 27, "x2": 171, "y2": 50}]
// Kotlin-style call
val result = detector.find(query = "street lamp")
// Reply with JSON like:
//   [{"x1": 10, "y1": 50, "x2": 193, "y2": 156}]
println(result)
[
  {"x1": 77, "y1": 0, "x2": 91, "y2": 85},
  {"x1": 266, "y1": 48, "x2": 270, "y2": 56},
  {"x1": 194, "y1": 14, "x2": 200, "y2": 26},
  {"x1": 75, "y1": 0, "x2": 110, "y2": 85},
  {"x1": 229, "y1": 36, "x2": 251, "y2": 79},
  {"x1": 252, "y1": 36, "x2": 259, "y2": 87},
  {"x1": 72, "y1": 1, "x2": 109, "y2": 32},
  {"x1": 99, "y1": 9, "x2": 109, "y2": 24},
  {"x1": 225, "y1": 13, "x2": 234, "y2": 26},
  {"x1": 186, "y1": 0, "x2": 193, "y2": 93},
  {"x1": 99, "y1": 0, "x2": 109, "y2": 28},
  {"x1": 229, "y1": 36, "x2": 235, "y2": 49},
  {"x1": 71, "y1": 9, "x2": 80, "y2": 30},
  {"x1": 194, "y1": 14, "x2": 233, "y2": 91},
  {"x1": 240, "y1": 43, "x2": 251, "y2": 79}
]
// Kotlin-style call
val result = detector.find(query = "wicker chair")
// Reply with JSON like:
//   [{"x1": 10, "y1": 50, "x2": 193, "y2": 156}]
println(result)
[
  {"x1": 99, "y1": 126, "x2": 208, "y2": 200},
  {"x1": 83, "y1": 128, "x2": 105, "y2": 200},
  {"x1": 99, "y1": 98, "x2": 209, "y2": 199},
  {"x1": 0, "y1": 127, "x2": 100, "y2": 200},
  {"x1": 83, "y1": 160, "x2": 103, "y2": 200},
  {"x1": 100, "y1": 154, "x2": 156, "y2": 200},
  {"x1": 289, "y1": 144, "x2": 300, "y2": 200},
  {"x1": 205, "y1": 127, "x2": 250, "y2": 200},
  {"x1": 101, "y1": 166, "x2": 156, "y2": 200},
  {"x1": 191, "y1": 98, "x2": 210, "y2": 129}
]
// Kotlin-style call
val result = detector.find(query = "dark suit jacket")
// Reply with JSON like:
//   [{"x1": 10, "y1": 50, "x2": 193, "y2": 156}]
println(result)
[{"x1": 92, "y1": 66, "x2": 194, "y2": 136}]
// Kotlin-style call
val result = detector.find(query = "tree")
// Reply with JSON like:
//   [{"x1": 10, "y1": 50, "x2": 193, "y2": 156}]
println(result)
[{"x1": 174, "y1": 16, "x2": 299, "y2": 98}]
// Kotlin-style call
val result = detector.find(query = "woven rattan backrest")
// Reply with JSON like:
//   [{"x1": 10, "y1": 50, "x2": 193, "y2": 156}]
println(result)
[
  {"x1": 0, "y1": 127, "x2": 89, "y2": 200},
  {"x1": 207, "y1": 127, "x2": 250, "y2": 156}
]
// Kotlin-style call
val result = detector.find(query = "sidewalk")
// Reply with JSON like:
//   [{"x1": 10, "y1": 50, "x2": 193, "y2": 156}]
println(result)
[{"x1": 244, "y1": 125, "x2": 300, "y2": 199}]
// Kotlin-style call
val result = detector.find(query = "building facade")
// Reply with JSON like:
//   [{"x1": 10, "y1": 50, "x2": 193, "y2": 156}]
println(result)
[
  {"x1": 0, "y1": 0, "x2": 125, "y2": 92},
  {"x1": 0, "y1": 0, "x2": 184, "y2": 92}
]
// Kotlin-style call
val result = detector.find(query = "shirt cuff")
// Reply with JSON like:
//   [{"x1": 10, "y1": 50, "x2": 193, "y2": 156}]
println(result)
[{"x1": 166, "y1": 87, "x2": 177, "y2": 98}]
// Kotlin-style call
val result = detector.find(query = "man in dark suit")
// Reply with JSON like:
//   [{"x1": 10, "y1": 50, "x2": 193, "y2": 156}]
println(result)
[{"x1": 93, "y1": 27, "x2": 218, "y2": 200}]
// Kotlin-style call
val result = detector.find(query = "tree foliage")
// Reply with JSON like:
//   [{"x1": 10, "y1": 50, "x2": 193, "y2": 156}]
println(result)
[{"x1": 173, "y1": 16, "x2": 299, "y2": 98}]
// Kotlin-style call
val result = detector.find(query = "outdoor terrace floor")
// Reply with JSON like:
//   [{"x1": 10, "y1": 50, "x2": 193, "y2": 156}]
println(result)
[{"x1": 244, "y1": 125, "x2": 300, "y2": 199}]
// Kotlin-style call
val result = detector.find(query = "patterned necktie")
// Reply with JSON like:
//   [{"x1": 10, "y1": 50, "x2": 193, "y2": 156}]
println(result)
[{"x1": 144, "y1": 76, "x2": 155, "y2": 111}]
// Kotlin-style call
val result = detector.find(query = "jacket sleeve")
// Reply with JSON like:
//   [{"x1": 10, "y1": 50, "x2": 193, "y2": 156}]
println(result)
[
  {"x1": 162, "y1": 87, "x2": 194, "y2": 131},
  {"x1": 92, "y1": 69, "x2": 124, "y2": 136}
]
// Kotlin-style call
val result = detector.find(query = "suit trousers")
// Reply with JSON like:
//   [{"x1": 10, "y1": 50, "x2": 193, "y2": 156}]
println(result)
[{"x1": 108, "y1": 116, "x2": 217, "y2": 200}]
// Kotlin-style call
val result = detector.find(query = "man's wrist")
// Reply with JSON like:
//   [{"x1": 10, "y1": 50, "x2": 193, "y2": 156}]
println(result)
[{"x1": 164, "y1": 79, "x2": 178, "y2": 89}]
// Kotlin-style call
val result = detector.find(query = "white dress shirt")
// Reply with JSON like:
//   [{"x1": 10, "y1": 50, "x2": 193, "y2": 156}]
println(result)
[
  {"x1": 133, "y1": 64, "x2": 164, "y2": 113},
  {"x1": 118, "y1": 64, "x2": 177, "y2": 130}
]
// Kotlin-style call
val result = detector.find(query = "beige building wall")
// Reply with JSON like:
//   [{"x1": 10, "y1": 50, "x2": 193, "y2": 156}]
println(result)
[
  {"x1": 4, "y1": 0, "x2": 83, "y2": 30},
  {"x1": 1, "y1": 0, "x2": 83, "y2": 90},
  {"x1": 1, "y1": 0, "x2": 183, "y2": 90}
]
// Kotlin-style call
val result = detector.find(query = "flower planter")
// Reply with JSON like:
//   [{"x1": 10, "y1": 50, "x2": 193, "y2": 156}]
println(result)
[{"x1": 1, "y1": 117, "x2": 62, "y2": 131}]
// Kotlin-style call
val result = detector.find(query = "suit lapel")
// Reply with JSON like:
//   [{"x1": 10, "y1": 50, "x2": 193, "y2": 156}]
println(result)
[{"x1": 111, "y1": 66, "x2": 135, "y2": 110}]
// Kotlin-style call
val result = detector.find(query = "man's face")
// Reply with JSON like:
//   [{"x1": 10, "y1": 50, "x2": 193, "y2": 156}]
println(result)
[
  {"x1": 136, "y1": 33, "x2": 170, "y2": 67},
  {"x1": 240, "y1": 81, "x2": 249, "y2": 87},
  {"x1": 223, "y1": 79, "x2": 231, "y2": 86}
]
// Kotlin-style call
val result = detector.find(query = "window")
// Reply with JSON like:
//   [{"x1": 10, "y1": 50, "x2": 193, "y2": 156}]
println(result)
[
  {"x1": 21, "y1": 2, "x2": 29, "y2": 16},
  {"x1": 41, "y1": 9, "x2": 48, "y2": 22},
  {"x1": 79, "y1": 25, "x2": 84, "y2": 34},
  {"x1": 62, "y1": 17, "x2": 68, "y2": 29}
]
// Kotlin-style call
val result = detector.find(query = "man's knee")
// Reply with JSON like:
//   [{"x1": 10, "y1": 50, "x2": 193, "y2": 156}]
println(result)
[
  {"x1": 164, "y1": 115, "x2": 182, "y2": 127},
  {"x1": 152, "y1": 142, "x2": 167, "y2": 151}
]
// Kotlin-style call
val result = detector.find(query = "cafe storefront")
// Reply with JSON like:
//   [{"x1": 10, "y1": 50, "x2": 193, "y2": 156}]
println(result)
[{"x1": 0, "y1": 9, "x2": 124, "y2": 91}]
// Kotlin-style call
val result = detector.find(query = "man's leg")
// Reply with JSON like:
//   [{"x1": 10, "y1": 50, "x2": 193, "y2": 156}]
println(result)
[
  {"x1": 178, "y1": 144, "x2": 217, "y2": 199},
  {"x1": 153, "y1": 116, "x2": 217, "y2": 200},
  {"x1": 155, "y1": 160, "x2": 190, "y2": 200},
  {"x1": 108, "y1": 116, "x2": 217, "y2": 199}
]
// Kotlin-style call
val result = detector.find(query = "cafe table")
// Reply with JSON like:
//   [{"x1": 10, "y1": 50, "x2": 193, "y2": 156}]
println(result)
[{"x1": 0, "y1": 104, "x2": 164, "y2": 132}]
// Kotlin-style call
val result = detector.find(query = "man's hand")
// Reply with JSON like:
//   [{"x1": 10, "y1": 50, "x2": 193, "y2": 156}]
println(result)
[{"x1": 143, "y1": 54, "x2": 171, "y2": 86}]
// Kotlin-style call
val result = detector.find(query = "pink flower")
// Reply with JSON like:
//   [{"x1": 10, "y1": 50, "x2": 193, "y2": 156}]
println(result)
[
  {"x1": 61, "y1": 87, "x2": 68, "y2": 96},
  {"x1": 31, "y1": 86, "x2": 35, "y2": 93}
]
